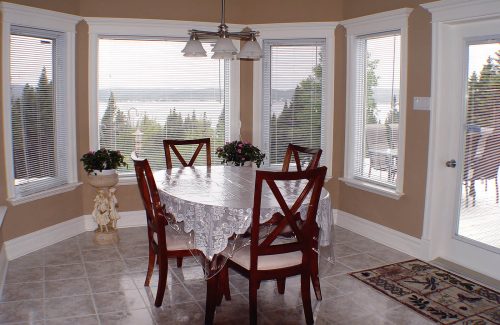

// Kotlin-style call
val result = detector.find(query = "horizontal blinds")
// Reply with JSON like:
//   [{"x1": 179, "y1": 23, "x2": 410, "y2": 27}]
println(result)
[
  {"x1": 97, "y1": 38, "x2": 230, "y2": 172},
  {"x1": 459, "y1": 43, "x2": 500, "y2": 241},
  {"x1": 10, "y1": 26, "x2": 69, "y2": 197},
  {"x1": 353, "y1": 32, "x2": 401, "y2": 188},
  {"x1": 262, "y1": 39, "x2": 326, "y2": 169}
]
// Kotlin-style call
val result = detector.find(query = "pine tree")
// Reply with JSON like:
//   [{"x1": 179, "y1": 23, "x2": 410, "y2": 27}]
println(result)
[{"x1": 366, "y1": 56, "x2": 379, "y2": 124}]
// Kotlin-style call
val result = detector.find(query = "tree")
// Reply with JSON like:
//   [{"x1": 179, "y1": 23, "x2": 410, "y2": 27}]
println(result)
[{"x1": 366, "y1": 56, "x2": 379, "y2": 124}]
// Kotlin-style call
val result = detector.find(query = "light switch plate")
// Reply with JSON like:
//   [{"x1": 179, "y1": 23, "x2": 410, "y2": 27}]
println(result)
[{"x1": 413, "y1": 97, "x2": 430, "y2": 111}]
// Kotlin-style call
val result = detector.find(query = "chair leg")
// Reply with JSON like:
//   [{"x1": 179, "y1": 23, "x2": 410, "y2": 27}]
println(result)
[
  {"x1": 301, "y1": 272, "x2": 314, "y2": 325},
  {"x1": 154, "y1": 255, "x2": 168, "y2": 307},
  {"x1": 249, "y1": 278, "x2": 258, "y2": 325},
  {"x1": 311, "y1": 256, "x2": 322, "y2": 301},
  {"x1": 144, "y1": 245, "x2": 155, "y2": 287},
  {"x1": 177, "y1": 256, "x2": 183, "y2": 268},
  {"x1": 205, "y1": 272, "x2": 219, "y2": 325},
  {"x1": 277, "y1": 278, "x2": 286, "y2": 294},
  {"x1": 216, "y1": 264, "x2": 231, "y2": 306}
]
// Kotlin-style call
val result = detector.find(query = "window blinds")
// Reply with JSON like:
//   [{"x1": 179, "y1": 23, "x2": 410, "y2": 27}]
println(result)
[
  {"x1": 10, "y1": 26, "x2": 69, "y2": 197},
  {"x1": 262, "y1": 39, "x2": 326, "y2": 168},
  {"x1": 97, "y1": 38, "x2": 230, "y2": 172},
  {"x1": 352, "y1": 32, "x2": 401, "y2": 188}
]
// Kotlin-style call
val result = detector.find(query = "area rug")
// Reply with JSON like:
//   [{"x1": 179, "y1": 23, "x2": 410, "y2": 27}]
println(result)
[{"x1": 350, "y1": 259, "x2": 500, "y2": 324}]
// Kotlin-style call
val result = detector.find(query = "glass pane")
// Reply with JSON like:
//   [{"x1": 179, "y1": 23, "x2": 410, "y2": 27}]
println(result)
[
  {"x1": 264, "y1": 42, "x2": 325, "y2": 167},
  {"x1": 10, "y1": 34, "x2": 56, "y2": 184},
  {"x1": 458, "y1": 42, "x2": 500, "y2": 250},
  {"x1": 353, "y1": 33, "x2": 400, "y2": 188},
  {"x1": 97, "y1": 39, "x2": 230, "y2": 171}
]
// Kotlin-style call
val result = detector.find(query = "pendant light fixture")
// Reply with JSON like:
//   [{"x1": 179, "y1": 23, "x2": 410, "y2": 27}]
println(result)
[{"x1": 181, "y1": 0, "x2": 261, "y2": 60}]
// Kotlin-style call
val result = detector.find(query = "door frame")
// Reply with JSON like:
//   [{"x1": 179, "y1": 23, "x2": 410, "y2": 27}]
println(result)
[{"x1": 422, "y1": 0, "x2": 500, "y2": 280}]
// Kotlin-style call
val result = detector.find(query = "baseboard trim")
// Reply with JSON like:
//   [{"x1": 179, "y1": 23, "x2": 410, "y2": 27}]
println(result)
[
  {"x1": 5, "y1": 210, "x2": 146, "y2": 261},
  {"x1": 334, "y1": 209, "x2": 430, "y2": 260},
  {"x1": 0, "y1": 244, "x2": 8, "y2": 286}
]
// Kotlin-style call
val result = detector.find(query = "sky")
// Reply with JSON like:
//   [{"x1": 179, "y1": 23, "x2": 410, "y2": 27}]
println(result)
[{"x1": 10, "y1": 35, "x2": 500, "y2": 92}]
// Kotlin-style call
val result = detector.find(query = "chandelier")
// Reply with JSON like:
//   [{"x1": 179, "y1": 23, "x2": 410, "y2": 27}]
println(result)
[{"x1": 181, "y1": 0, "x2": 261, "y2": 60}]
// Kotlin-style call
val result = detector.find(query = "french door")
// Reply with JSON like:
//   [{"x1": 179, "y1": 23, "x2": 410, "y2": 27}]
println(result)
[{"x1": 426, "y1": 16, "x2": 500, "y2": 280}]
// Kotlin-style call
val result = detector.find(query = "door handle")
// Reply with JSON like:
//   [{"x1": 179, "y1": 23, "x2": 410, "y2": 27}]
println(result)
[{"x1": 446, "y1": 159, "x2": 457, "y2": 168}]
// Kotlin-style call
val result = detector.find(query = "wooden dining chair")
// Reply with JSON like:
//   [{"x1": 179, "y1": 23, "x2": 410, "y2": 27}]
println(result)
[
  {"x1": 132, "y1": 152, "x2": 195, "y2": 307},
  {"x1": 282, "y1": 143, "x2": 322, "y2": 172},
  {"x1": 281, "y1": 143, "x2": 323, "y2": 300},
  {"x1": 163, "y1": 138, "x2": 211, "y2": 169},
  {"x1": 206, "y1": 166, "x2": 327, "y2": 325}
]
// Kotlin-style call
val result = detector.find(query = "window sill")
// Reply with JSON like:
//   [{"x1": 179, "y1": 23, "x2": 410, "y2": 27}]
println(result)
[
  {"x1": 339, "y1": 177, "x2": 404, "y2": 200},
  {"x1": 8, "y1": 182, "x2": 82, "y2": 206}
]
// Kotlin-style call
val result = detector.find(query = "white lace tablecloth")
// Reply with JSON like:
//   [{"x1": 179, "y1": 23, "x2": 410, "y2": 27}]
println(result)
[{"x1": 155, "y1": 166, "x2": 332, "y2": 258}]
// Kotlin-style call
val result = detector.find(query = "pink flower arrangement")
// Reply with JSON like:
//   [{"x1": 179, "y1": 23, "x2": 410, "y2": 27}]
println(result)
[{"x1": 216, "y1": 140, "x2": 265, "y2": 167}]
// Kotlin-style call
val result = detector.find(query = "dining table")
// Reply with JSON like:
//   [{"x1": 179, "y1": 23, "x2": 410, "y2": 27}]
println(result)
[{"x1": 154, "y1": 165, "x2": 333, "y2": 260}]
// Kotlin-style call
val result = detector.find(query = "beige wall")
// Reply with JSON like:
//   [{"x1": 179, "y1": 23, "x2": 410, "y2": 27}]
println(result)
[{"x1": 1, "y1": 0, "x2": 436, "y2": 243}]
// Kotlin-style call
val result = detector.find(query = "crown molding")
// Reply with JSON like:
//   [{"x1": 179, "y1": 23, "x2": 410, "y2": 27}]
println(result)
[{"x1": 421, "y1": 0, "x2": 500, "y2": 23}]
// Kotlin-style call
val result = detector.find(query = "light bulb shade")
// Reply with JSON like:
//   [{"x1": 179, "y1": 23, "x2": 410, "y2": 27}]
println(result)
[
  {"x1": 212, "y1": 37, "x2": 238, "y2": 54},
  {"x1": 211, "y1": 51, "x2": 234, "y2": 60},
  {"x1": 182, "y1": 39, "x2": 207, "y2": 57},
  {"x1": 238, "y1": 39, "x2": 262, "y2": 60}
]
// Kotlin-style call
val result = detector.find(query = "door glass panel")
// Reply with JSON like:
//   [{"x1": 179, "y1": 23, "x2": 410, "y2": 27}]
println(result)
[{"x1": 458, "y1": 41, "x2": 500, "y2": 250}]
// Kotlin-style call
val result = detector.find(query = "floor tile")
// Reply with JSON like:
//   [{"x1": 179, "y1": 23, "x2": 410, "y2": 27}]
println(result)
[
  {"x1": 139, "y1": 283, "x2": 195, "y2": 307},
  {"x1": 44, "y1": 263, "x2": 86, "y2": 281},
  {"x1": 88, "y1": 273, "x2": 136, "y2": 294},
  {"x1": 98, "y1": 309, "x2": 155, "y2": 325},
  {"x1": 149, "y1": 301, "x2": 205, "y2": 324},
  {"x1": 332, "y1": 243, "x2": 362, "y2": 258},
  {"x1": 0, "y1": 282, "x2": 44, "y2": 302},
  {"x1": 44, "y1": 250, "x2": 82, "y2": 266},
  {"x1": 342, "y1": 237, "x2": 388, "y2": 253},
  {"x1": 85, "y1": 259, "x2": 127, "y2": 277},
  {"x1": 81, "y1": 247, "x2": 121, "y2": 262},
  {"x1": 44, "y1": 278, "x2": 91, "y2": 298},
  {"x1": 0, "y1": 299, "x2": 44, "y2": 323},
  {"x1": 7, "y1": 252, "x2": 44, "y2": 270},
  {"x1": 336, "y1": 253, "x2": 386, "y2": 270},
  {"x1": 93, "y1": 289, "x2": 146, "y2": 314},
  {"x1": 117, "y1": 244, "x2": 149, "y2": 259},
  {"x1": 46, "y1": 315, "x2": 99, "y2": 325},
  {"x1": 44, "y1": 294, "x2": 95, "y2": 320},
  {"x1": 4, "y1": 267, "x2": 43, "y2": 284}
]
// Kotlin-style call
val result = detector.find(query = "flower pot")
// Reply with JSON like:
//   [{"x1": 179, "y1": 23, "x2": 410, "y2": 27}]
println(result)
[{"x1": 88, "y1": 169, "x2": 119, "y2": 188}]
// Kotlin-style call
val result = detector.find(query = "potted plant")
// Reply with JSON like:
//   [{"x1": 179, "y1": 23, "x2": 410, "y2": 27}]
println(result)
[
  {"x1": 80, "y1": 148, "x2": 127, "y2": 188},
  {"x1": 216, "y1": 140, "x2": 266, "y2": 167}
]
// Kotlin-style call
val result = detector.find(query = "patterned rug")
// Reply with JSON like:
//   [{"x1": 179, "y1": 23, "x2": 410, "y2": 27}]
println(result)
[{"x1": 350, "y1": 259, "x2": 500, "y2": 324}]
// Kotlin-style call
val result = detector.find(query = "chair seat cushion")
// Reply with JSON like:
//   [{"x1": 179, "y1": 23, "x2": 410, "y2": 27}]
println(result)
[
  {"x1": 228, "y1": 245, "x2": 302, "y2": 271},
  {"x1": 153, "y1": 229, "x2": 191, "y2": 251}
]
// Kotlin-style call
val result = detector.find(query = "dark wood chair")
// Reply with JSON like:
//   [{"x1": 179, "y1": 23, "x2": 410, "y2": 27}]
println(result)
[
  {"x1": 205, "y1": 166, "x2": 327, "y2": 325},
  {"x1": 281, "y1": 143, "x2": 323, "y2": 300},
  {"x1": 282, "y1": 143, "x2": 322, "y2": 172},
  {"x1": 163, "y1": 138, "x2": 211, "y2": 169},
  {"x1": 132, "y1": 152, "x2": 196, "y2": 307}
]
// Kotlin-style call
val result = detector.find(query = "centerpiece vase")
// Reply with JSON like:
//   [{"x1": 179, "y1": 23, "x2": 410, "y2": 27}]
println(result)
[{"x1": 87, "y1": 169, "x2": 120, "y2": 245}]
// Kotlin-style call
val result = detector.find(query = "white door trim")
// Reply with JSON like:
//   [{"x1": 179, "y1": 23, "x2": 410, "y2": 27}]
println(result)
[{"x1": 422, "y1": 0, "x2": 500, "y2": 280}]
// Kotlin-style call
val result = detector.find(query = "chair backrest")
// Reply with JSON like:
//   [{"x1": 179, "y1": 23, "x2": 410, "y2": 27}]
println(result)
[
  {"x1": 282, "y1": 144, "x2": 322, "y2": 172},
  {"x1": 132, "y1": 152, "x2": 167, "y2": 254},
  {"x1": 250, "y1": 166, "x2": 327, "y2": 271},
  {"x1": 163, "y1": 138, "x2": 211, "y2": 169},
  {"x1": 365, "y1": 124, "x2": 390, "y2": 150}
]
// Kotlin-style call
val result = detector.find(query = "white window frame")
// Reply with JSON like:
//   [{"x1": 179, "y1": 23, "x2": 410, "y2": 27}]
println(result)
[
  {"x1": 341, "y1": 8, "x2": 412, "y2": 199},
  {"x1": 1, "y1": 3, "x2": 80, "y2": 205},
  {"x1": 252, "y1": 22, "x2": 337, "y2": 176},
  {"x1": 87, "y1": 18, "x2": 241, "y2": 184}
]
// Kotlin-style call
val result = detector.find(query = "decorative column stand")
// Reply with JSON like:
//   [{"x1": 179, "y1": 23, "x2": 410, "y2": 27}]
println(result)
[{"x1": 88, "y1": 170, "x2": 120, "y2": 245}]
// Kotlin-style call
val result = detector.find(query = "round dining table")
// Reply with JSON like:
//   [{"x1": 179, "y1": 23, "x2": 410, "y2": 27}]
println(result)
[{"x1": 155, "y1": 165, "x2": 332, "y2": 259}]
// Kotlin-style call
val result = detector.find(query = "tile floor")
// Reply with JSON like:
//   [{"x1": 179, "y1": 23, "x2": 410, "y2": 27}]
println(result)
[{"x1": 0, "y1": 226, "x2": 441, "y2": 324}]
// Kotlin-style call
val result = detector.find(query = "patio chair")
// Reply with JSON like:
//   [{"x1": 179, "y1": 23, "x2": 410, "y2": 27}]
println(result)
[
  {"x1": 205, "y1": 167, "x2": 327, "y2": 325},
  {"x1": 163, "y1": 138, "x2": 211, "y2": 169},
  {"x1": 365, "y1": 124, "x2": 397, "y2": 181},
  {"x1": 132, "y1": 152, "x2": 196, "y2": 307},
  {"x1": 282, "y1": 143, "x2": 322, "y2": 172},
  {"x1": 467, "y1": 128, "x2": 499, "y2": 206}
]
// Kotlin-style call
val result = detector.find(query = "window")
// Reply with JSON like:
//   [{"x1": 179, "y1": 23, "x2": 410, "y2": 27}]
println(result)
[
  {"x1": 2, "y1": 4, "x2": 78, "y2": 204},
  {"x1": 262, "y1": 39, "x2": 327, "y2": 167},
  {"x1": 96, "y1": 37, "x2": 232, "y2": 173},
  {"x1": 343, "y1": 9, "x2": 410, "y2": 197},
  {"x1": 253, "y1": 23, "x2": 335, "y2": 174}
]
